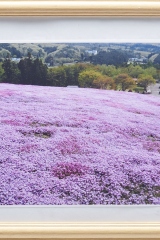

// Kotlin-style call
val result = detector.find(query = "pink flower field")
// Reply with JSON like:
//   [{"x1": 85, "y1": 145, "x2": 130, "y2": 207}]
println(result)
[{"x1": 0, "y1": 83, "x2": 160, "y2": 205}]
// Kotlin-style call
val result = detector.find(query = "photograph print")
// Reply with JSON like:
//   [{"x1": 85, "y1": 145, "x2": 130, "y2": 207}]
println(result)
[{"x1": 0, "y1": 42, "x2": 160, "y2": 205}]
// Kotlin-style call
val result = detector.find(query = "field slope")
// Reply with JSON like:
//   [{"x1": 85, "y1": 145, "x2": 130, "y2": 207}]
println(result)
[{"x1": 0, "y1": 83, "x2": 160, "y2": 204}]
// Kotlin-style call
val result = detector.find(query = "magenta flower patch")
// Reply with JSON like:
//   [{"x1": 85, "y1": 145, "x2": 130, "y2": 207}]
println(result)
[
  {"x1": 0, "y1": 83, "x2": 160, "y2": 205},
  {"x1": 52, "y1": 162, "x2": 88, "y2": 179}
]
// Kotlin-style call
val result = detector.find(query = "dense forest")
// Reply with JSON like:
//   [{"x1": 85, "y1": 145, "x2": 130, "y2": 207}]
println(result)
[
  {"x1": 1, "y1": 43, "x2": 160, "y2": 93},
  {"x1": 0, "y1": 52, "x2": 159, "y2": 93}
]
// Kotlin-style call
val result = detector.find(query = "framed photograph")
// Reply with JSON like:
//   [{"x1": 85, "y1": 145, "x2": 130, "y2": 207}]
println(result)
[{"x1": 0, "y1": 1, "x2": 160, "y2": 239}]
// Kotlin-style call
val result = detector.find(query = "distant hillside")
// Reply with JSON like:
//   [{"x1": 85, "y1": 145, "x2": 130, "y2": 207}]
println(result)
[
  {"x1": 1, "y1": 43, "x2": 160, "y2": 66},
  {"x1": 153, "y1": 53, "x2": 160, "y2": 64}
]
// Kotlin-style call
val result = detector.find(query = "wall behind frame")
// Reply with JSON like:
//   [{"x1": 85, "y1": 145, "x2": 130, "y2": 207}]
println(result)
[{"x1": 0, "y1": 17, "x2": 160, "y2": 43}]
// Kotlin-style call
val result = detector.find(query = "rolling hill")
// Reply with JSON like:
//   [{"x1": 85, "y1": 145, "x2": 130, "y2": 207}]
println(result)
[
  {"x1": 1, "y1": 43, "x2": 160, "y2": 66},
  {"x1": 0, "y1": 83, "x2": 160, "y2": 204}
]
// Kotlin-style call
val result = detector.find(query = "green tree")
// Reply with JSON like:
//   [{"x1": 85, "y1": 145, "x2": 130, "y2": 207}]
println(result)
[
  {"x1": 114, "y1": 74, "x2": 136, "y2": 91},
  {"x1": 18, "y1": 54, "x2": 47, "y2": 85},
  {"x1": 32, "y1": 58, "x2": 47, "y2": 85},
  {"x1": 99, "y1": 64, "x2": 120, "y2": 77},
  {"x1": 127, "y1": 64, "x2": 144, "y2": 78},
  {"x1": 78, "y1": 70, "x2": 102, "y2": 88},
  {"x1": 2, "y1": 59, "x2": 20, "y2": 84},
  {"x1": 64, "y1": 63, "x2": 88, "y2": 86},
  {"x1": 0, "y1": 62, "x2": 4, "y2": 82},
  {"x1": 137, "y1": 74, "x2": 156, "y2": 91},
  {"x1": 143, "y1": 67, "x2": 157, "y2": 79},
  {"x1": 118, "y1": 67, "x2": 129, "y2": 75},
  {"x1": 47, "y1": 66, "x2": 67, "y2": 86},
  {"x1": 0, "y1": 49, "x2": 11, "y2": 59},
  {"x1": 93, "y1": 76, "x2": 115, "y2": 89},
  {"x1": 92, "y1": 50, "x2": 129, "y2": 66},
  {"x1": 18, "y1": 56, "x2": 33, "y2": 84},
  {"x1": 64, "y1": 65, "x2": 80, "y2": 86}
]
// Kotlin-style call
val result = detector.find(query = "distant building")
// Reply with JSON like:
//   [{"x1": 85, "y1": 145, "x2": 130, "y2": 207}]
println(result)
[
  {"x1": 11, "y1": 58, "x2": 21, "y2": 63},
  {"x1": 85, "y1": 50, "x2": 97, "y2": 55},
  {"x1": 127, "y1": 57, "x2": 148, "y2": 64}
]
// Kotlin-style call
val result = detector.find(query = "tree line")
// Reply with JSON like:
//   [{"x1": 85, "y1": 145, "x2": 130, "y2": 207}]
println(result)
[
  {"x1": 0, "y1": 54, "x2": 158, "y2": 93},
  {"x1": 1, "y1": 53, "x2": 47, "y2": 86}
]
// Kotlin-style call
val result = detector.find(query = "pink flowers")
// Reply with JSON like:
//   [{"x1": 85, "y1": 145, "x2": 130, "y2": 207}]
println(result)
[
  {"x1": 52, "y1": 162, "x2": 88, "y2": 179},
  {"x1": 0, "y1": 83, "x2": 160, "y2": 204}
]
